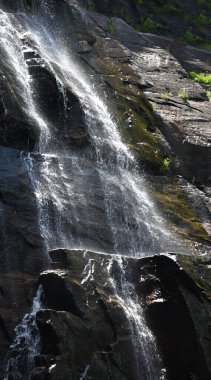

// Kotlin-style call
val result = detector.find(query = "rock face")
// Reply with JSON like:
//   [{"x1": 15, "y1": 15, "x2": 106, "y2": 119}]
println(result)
[
  {"x1": 24, "y1": 249, "x2": 211, "y2": 380},
  {"x1": 79, "y1": 0, "x2": 211, "y2": 50}
]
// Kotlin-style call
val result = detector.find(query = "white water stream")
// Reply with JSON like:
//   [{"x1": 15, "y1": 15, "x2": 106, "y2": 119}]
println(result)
[
  {"x1": 107, "y1": 256, "x2": 167, "y2": 380},
  {"x1": 13, "y1": 3, "x2": 184, "y2": 255},
  {"x1": 4, "y1": 286, "x2": 43, "y2": 380}
]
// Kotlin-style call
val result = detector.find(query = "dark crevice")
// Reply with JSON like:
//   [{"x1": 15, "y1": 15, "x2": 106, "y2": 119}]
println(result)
[
  {"x1": 0, "y1": 285, "x2": 5, "y2": 298},
  {"x1": 39, "y1": 273, "x2": 83, "y2": 319},
  {"x1": 0, "y1": 316, "x2": 11, "y2": 342}
]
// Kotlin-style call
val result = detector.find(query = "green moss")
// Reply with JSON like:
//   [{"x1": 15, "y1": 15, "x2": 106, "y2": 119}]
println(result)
[
  {"x1": 154, "y1": 184, "x2": 211, "y2": 243},
  {"x1": 119, "y1": 98, "x2": 166, "y2": 170},
  {"x1": 176, "y1": 254, "x2": 211, "y2": 296},
  {"x1": 122, "y1": 108, "x2": 165, "y2": 169}
]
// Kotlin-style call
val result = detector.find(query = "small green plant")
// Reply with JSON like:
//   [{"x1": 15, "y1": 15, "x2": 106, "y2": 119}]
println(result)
[
  {"x1": 161, "y1": 92, "x2": 170, "y2": 101},
  {"x1": 200, "y1": 41, "x2": 211, "y2": 51},
  {"x1": 149, "y1": 101, "x2": 157, "y2": 110},
  {"x1": 206, "y1": 90, "x2": 211, "y2": 101},
  {"x1": 160, "y1": 158, "x2": 171, "y2": 173},
  {"x1": 182, "y1": 27, "x2": 211, "y2": 50},
  {"x1": 107, "y1": 18, "x2": 115, "y2": 33},
  {"x1": 132, "y1": 0, "x2": 144, "y2": 4},
  {"x1": 183, "y1": 14, "x2": 194, "y2": 24},
  {"x1": 88, "y1": 3, "x2": 96, "y2": 11},
  {"x1": 189, "y1": 71, "x2": 211, "y2": 85},
  {"x1": 183, "y1": 29, "x2": 196, "y2": 44},
  {"x1": 197, "y1": 0, "x2": 211, "y2": 8},
  {"x1": 161, "y1": 4, "x2": 178, "y2": 14},
  {"x1": 178, "y1": 89, "x2": 189, "y2": 101},
  {"x1": 142, "y1": 17, "x2": 158, "y2": 33},
  {"x1": 196, "y1": 11, "x2": 210, "y2": 27}
]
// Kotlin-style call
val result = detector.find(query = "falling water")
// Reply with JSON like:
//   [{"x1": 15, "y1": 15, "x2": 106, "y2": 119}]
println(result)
[
  {"x1": 107, "y1": 256, "x2": 166, "y2": 380},
  {"x1": 0, "y1": 0, "x2": 184, "y2": 255},
  {"x1": 4, "y1": 286, "x2": 43, "y2": 380},
  {"x1": 0, "y1": 9, "x2": 49, "y2": 150},
  {"x1": 81, "y1": 252, "x2": 167, "y2": 380},
  {"x1": 1, "y1": 1, "x2": 186, "y2": 379}
]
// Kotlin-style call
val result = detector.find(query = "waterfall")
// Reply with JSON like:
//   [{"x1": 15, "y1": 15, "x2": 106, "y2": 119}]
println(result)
[
  {"x1": 0, "y1": 1, "x2": 186, "y2": 379},
  {"x1": 4, "y1": 286, "x2": 43, "y2": 380},
  {"x1": 0, "y1": 1, "x2": 184, "y2": 255}
]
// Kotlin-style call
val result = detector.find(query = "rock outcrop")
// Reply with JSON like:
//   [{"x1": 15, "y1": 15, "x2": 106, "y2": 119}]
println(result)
[{"x1": 25, "y1": 249, "x2": 211, "y2": 380}]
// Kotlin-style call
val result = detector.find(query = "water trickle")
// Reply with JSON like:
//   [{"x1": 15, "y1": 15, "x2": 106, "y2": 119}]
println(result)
[
  {"x1": 4, "y1": 286, "x2": 43, "y2": 380},
  {"x1": 80, "y1": 364, "x2": 91, "y2": 380},
  {"x1": 107, "y1": 256, "x2": 166, "y2": 380},
  {"x1": 0, "y1": 9, "x2": 49, "y2": 151}
]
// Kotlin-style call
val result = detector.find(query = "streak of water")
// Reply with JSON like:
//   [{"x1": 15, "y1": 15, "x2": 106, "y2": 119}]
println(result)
[
  {"x1": 107, "y1": 256, "x2": 166, "y2": 380},
  {"x1": 0, "y1": 10, "x2": 49, "y2": 151},
  {"x1": 4, "y1": 286, "x2": 43, "y2": 380}
]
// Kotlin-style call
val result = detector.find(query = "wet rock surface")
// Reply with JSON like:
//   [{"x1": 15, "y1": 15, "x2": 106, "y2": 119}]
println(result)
[{"x1": 31, "y1": 249, "x2": 211, "y2": 380}]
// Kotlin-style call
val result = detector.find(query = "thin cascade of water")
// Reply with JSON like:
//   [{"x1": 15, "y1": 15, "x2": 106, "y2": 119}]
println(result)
[
  {"x1": 4, "y1": 286, "x2": 43, "y2": 380},
  {"x1": 21, "y1": 151, "x2": 53, "y2": 253},
  {"x1": 107, "y1": 256, "x2": 167, "y2": 380},
  {"x1": 81, "y1": 253, "x2": 167, "y2": 380},
  {"x1": 0, "y1": 9, "x2": 49, "y2": 151}
]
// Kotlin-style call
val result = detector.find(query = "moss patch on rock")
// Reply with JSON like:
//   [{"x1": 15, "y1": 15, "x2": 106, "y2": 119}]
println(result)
[
  {"x1": 153, "y1": 179, "x2": 211, "y2": 243},
  {"x1": 176, "y1": 254, "x2": 211, "y2": 298}
]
